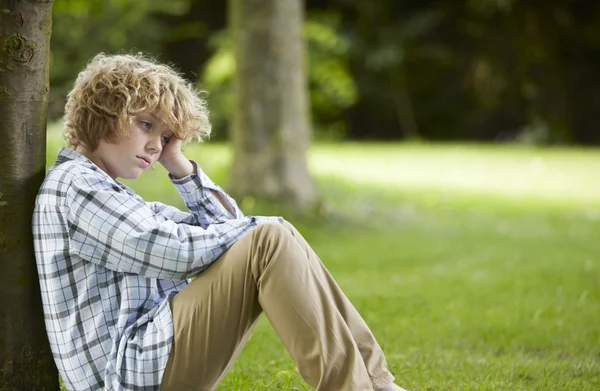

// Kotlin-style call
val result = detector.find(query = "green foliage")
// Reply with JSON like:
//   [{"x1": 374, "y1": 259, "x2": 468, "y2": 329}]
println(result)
[
  {"x1": 305, "y1": 14, "x2": 357, "y2": 114},
  {"x1": 362, "y1": 8, "x2": 443, "y2": 73},
  {"x1": 46, "y1": 0, "x2": 600, "y2": 144},
  {"x1": 49, "y1": 0, "x2": 192, "y2": 115},
  {"x1": 467, "y1": 0, "x2": 516, "y2": 16},
  {"x1": 200, "y1": 14, "x2": 357, "y2": 140},
  {"x1": 199, "y1": 30, "x2": 234, "y2": 140},
  {"x1": 47, "y1": 126, "x2": 600, "y2": 390}
]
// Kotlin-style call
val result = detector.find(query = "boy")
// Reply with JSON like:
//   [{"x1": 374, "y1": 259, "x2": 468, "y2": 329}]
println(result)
[{"x1": 33, "y1": 53, "x2": 406, "y2": 391}]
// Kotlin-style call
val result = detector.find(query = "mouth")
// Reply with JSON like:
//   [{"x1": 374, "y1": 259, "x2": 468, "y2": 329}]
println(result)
[{"x1": 137, "y1": 156, "x2": 151, "y2": 167}]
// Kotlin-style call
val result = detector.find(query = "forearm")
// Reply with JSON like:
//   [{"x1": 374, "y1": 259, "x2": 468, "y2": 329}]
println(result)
[
  {"x1": 163, "y1": 156, "x2": 195, "y2": 179},
  {"x1": 165, "y1": 156, "x2": 238, "y2": 219}
]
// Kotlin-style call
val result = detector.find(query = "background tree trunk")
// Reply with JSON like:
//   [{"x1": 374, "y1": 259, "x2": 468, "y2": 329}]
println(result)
[
  {"x1": 0, "y1": 1, "x2": 58, "y2": 390},
  {"x1": 228, "y1": 0, "x2": 320, "y2": 213},
  {"x1": 390, "y1": 62, "x2": 419, "y2": 140}
]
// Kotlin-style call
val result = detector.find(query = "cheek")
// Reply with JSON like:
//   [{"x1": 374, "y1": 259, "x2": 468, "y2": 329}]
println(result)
[
  {"x1": 125, "y1": 126, "x2": 145, "y2": 143},
  {"x1": 108, "y1": 147, "x2": 127, "y2": 163}
]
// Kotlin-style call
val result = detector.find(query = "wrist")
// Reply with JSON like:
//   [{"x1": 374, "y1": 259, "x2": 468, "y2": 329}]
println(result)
[{"x1": 162, "y1": 155, "x2": 194, "y2": 179}]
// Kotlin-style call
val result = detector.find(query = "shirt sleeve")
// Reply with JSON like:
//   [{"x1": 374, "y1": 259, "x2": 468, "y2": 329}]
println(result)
[
  {"x1": 66, "y1": 175, "x2": 279, "y2": 281},
  {"x1": 146, "y1": 201, "x2": 201, "y2": 226},
  {"x1": 168, "y1": 160, "x2": 245, "y2": 224}
]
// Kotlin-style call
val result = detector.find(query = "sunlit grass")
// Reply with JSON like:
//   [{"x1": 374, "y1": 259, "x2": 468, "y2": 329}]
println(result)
[
  {"x1": 47, "y1": 126, "x2": 600, "y2": 390},
  {"x1": 310, "y1": 142, "x2": 600, "y2": 205}
]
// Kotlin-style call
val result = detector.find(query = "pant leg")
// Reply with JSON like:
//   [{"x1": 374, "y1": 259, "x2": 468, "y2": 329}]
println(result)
[
  {"x1": 160, "y1": 229, "x2": 263, "y2": 391},
  {"x1": 252, "y1": 223, "x2": 374, "y2": 390},
  {"x1": 280, "y1": 221, "x2": 396, "y2": 390},
  {"x1": 161, "y1": 222, "x2": 381, "y2": 391}
]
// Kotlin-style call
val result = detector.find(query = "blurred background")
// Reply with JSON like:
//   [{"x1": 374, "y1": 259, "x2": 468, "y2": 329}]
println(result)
[
  {"x1": 49, "y1": 0, "x2": 600, "y2": 145},
  {"x1": 44, "y1": 2, "x2": 599, "y2": 389}
]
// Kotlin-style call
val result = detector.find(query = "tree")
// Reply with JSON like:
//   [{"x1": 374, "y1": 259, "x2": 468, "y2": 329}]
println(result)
[
  {"x1": 228, "y1": 0, "x2": 320, "y2": 213},
  {"x1": 0, "y1": 1, "x2": 58, "y2": 390}
]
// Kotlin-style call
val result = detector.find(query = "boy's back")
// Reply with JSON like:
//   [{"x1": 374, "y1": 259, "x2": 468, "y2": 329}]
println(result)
[{"x1": 34, "y1": 148, "x2": 183, "y2": 389}]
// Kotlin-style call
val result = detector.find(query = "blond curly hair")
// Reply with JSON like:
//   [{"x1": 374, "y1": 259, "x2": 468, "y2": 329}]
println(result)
[{"x1": 63, "y1": 53, "x2": 211, "y2": 151}]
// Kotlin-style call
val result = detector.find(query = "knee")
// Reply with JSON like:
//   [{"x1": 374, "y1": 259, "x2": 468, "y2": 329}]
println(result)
[
  {"x1": 251, "y1": 222, "x2": 293, "y2": 261},
  {"x1": 255, "y1": 220, "x2": 296, "y2": 235},
  {"x1": 280, "y1": 219, "x2": 293, "y2": 229},
  {"x1": 253, "y1": 222, "x2": 290, "y2": 243}
]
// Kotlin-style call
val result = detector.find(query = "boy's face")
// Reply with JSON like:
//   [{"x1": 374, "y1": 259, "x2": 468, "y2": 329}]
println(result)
[{"x1": 88, "y1": 112, "x2": 172, "y2": 180}]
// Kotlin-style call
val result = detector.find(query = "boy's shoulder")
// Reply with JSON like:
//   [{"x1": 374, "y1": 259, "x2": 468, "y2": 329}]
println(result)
[
  {"x1": 45, "y1": 158, "x2": 95, "y2": 183},
  {"x1": 37, "y1": 151, "x2": 117, "y2": 204}
]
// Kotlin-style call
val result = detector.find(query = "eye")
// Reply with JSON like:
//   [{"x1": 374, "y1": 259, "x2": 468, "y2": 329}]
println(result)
[
  {"x1": 140, "y1": 120, "x2": 152, "y2": 130},
  {"x1": 161, "y1": 135, "x2": 171, "y2": 145}
]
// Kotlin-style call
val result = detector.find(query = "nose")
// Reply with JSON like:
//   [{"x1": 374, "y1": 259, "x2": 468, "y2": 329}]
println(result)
[{"x1": 146, "y1": 135, "x2": 162, "y2": 155}]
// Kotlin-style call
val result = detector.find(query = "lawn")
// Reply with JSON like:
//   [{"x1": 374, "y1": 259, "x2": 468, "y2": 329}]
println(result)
[{"x1": 47, "y1": 128, "x2": 600, "y2": 390}]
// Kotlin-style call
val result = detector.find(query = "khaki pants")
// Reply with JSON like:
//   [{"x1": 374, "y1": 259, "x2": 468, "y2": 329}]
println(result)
[{"x1": 161, "y1": 221, "x2": 394, "y2": 391}]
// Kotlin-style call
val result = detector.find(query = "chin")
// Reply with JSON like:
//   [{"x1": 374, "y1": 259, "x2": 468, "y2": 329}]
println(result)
[{"x1": 120, "y1": 171, "x2": 144, "y2": 180}]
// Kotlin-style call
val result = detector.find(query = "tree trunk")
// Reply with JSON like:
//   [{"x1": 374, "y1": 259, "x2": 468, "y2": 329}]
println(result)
[
  {"x1": 228, "y1": 0, "x2": 320, "y2": 213},
  {"x1": 390, "y1": 62, "x2": 420, "y2": 140},
  {"x1": 0, "y1": 1, "x2": 58, "y2": 390}
]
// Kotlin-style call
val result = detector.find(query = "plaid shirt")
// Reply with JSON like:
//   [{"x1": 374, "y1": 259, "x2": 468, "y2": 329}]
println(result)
[{"x1": 33, "y1": 148, "x2": 281, "y2": 390}]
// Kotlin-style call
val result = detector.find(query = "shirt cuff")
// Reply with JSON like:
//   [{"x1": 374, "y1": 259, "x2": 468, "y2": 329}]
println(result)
[{"x1": 169, "y1": 160, "x2": 216, "y2": 204}]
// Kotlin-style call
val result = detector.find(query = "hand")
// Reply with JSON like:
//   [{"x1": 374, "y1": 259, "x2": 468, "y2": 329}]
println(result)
[{"x1": 158, "y1": 137, "x2": 195, "y2": 179}]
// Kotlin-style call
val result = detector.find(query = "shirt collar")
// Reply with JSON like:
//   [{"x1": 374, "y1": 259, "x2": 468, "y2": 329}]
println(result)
[
  {"x1": 54, "y1": 147, "x2": 97, "y2": 169},
  {"x1": 53, "y1": 147, "x2": 133, "y2": 192}
]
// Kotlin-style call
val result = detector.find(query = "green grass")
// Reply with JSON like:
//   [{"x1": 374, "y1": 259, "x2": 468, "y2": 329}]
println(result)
[{"x1": 47, "y1": 129, "x2": 600, "y2": 390}]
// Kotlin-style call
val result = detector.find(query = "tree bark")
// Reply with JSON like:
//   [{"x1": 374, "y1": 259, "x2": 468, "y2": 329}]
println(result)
[
  {"x1": 228, "y1": 0, "x2": 320, "y2": 213},
  {"x1": 0, "y1": 1, "x2": 58, "y2": 390}
]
